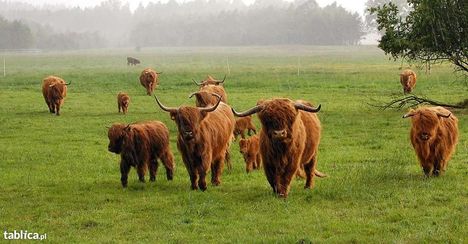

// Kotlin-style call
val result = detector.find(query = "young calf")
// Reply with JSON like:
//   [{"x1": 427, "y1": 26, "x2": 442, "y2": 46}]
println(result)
[
  {"x1": 107, "y1": 121, "x2": 175, "y2": 187},
  {"x1": 234, "y1": 116, "x2": 257, "y2": 140},
  {"x1": 239, "y1": 135, "x2": 262, "y2": 173},
  {"x1": 117, "y1": 92, "x2": 130, "y2": 114}
]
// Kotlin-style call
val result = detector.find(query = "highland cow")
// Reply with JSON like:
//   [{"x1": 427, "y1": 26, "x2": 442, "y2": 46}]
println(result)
[
  {"x1": 234, "y1": 116, "x2": 257, "y2": 140},
  {"x1": 400, "y1": 69, "x2": 417, "y2": 94},
  {"x1": 233, "y1": 98, "x2": 325, "y2": 198},
  {"x1": 117, "y1": 92, "x2": 130, "y2": 114},
  {"x1": 127, "y1": 57, "x2": 141, "y2": 66},
  {"x1": 41, "y1": 75, "x2": 70, "y2": 116},
  {"x1": 140, "y1": 68, "x2": 161, "y2": 96},
  {"x1": 403, "y1": 106, "x2": 459, "y2": 176},
  {"x1": 107, "y1": 121, "x2": 175, "y2": 187},
  {"x1": 239, "y1": 135, "x2": 262, "y2": 173},
  {"x1": 155, "y1": 94, "x2": 235, "y2": 191}
]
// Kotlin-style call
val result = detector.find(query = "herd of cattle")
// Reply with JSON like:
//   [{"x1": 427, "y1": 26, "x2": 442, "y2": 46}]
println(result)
[{"x1": 40, "y1": 63, "x2": 460, "y2": 198}]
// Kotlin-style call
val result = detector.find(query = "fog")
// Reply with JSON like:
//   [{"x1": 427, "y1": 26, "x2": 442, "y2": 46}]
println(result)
[{"x1": 0, "y1": 0, "x2": 367, "y2": 50}]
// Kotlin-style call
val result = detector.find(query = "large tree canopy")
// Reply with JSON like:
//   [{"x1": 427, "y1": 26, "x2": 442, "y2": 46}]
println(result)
[{"x1": 369, "y1": 0, "x2": 467, "y2": 73}]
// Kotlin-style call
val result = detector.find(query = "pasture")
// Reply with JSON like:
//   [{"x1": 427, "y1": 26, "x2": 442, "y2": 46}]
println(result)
[{"x1": 0, "y1": 46, "x2": 466, "y2": 243}]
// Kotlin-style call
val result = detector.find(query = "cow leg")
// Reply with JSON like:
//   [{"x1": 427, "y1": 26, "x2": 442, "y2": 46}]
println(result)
[
  {"x1": 225, "y1": 150, "x2": 232, "y2": 171},
  {"x1": 277, "y1": 167, "x2": 297, "y2": 198},
  {"x1": 198, "y1": 167, "x2": 208, "y2": 191},
  {"x1": 245, "y1": 158, "x2": 253, "y2": 173},
  {"x1": 118, "y1": 104, "x2": 121, "y2": 113},
  {"x1": 211, "y1": 159, "x2": 223, "y2": 186},
  {"x1": 160, "y1": 150, "x2": 175, "y2": 180},
  {"x1": 433, "y1": 160, "x2": 441, "y2": 177},
  {"x1": 264, "y1": 164, "x2": 277, "y2": 194},
  {"x1": 241, "y1": 131, "x2": 246, "y2": 139},
  {"x1": 189, "y1": 170, "x2": 199, "y2": 190},
  {"x1": 120, "y1": 162, "x2": 131, "y2": 188},
  {"x1": 304, "y1": 157, "x2": 317, "y2": 189},
  {"x1": 46, "y1": 101, "x2": 54, "y2": 113},
  {"x1": 55, "y1": 103, "x2": 60, "y2": 116},
  {"x1": 136, "y1": 163, "x2": 146, "y2": 183},
  {"x1": 255, "y1": 154, "x2": 262, "y2": 169},
  {"x1": 149, "y1": 159, "x2": 159, "y2": 182},
  {"x1": 422, "y1": 165, "x2": 432, "y2": 177}
]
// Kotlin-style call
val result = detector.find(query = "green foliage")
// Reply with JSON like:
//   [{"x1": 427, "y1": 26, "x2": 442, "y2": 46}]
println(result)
[
  {"x1": 369, "y1": 0, "x2": 468, "y2": 73},
  {"x1": 0, "y1": 16, "x2": 34, "y2": 49},
  {"x1": 0, "y1": 47, "x2": 466, "y2": 242}
]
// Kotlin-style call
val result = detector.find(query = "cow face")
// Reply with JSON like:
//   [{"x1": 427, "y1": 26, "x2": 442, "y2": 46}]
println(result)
[
  {"x1": 404, "y1": 108, "x2": 451, "y2": 143},
  {"x1": 171, "y1": 107, "x2": 205, "y2": 141},
  {"x1": 257, "y1": 99, "x2": 297, "y2": 141},
  {"x1": 49, "y1": 83, "x2": 67, "y2": 99},
  {"x1": 108, "y1": 124, "x2": 128, "y2": 153}
]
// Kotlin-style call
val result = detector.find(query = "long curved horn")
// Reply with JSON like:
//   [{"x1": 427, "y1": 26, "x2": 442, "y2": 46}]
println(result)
[
  {"x1": 437, "y1": 112, "x2": 451, "y2": 118},
  {"x1": 294, "y1": 103, "x2": 321, "y2": 113},
  {"x1": 188, "y1": 92, "x2": 200, "y2": 98},
  {"x1": 156, "y1": 72, "x2": 162, "y2": 74},
  {"x1": 65, "y1": 80, "x2": 71, "y2": 85},
  {"x1": 402, "y1": 112, "x2": 415, "y2": 118},
  {"x1": 232, "y1": 105, "x2": 262, "y2": 117},
  {"x1": 192, "y1": 79, "x2": 202, "y2": 86},
  {"x1": 154, "y1": 95, "x2": 178, "y2": 113},
  {"x1": 216, "y1": 74, "x2": 226, "y2": 84},
  {"x1": 199, "y1": 93, "x2": 222, "y2": 112}
]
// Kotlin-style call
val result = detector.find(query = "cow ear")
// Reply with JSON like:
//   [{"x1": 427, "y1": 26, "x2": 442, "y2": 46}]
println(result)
[
  {"x1": 402, "y1": 109, "x2": 415, "y2": 118},
  {"x1": 170, "y1": 112, "x2": 176, "y2": 120}
]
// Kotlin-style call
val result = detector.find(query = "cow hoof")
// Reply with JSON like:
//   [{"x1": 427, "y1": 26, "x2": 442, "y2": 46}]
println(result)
[{"x1": 150, "y1": 176, "x2": 156, "y2": 182}]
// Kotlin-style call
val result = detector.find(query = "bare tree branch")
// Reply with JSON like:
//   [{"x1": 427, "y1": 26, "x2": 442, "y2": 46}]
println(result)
[{"x1": 369, "y1": 95, "x2": 467, "y2": 110}]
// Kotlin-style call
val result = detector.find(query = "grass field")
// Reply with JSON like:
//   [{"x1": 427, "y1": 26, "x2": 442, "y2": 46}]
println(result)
[{"x1": 0, "y1": 46, "x2": 466, "y2": 243}]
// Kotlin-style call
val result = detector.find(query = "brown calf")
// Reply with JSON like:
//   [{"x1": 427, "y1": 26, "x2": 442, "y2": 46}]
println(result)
[
  {"x1": 239, "y1": 134, "x2": 262, "y2": 173},
  {"x1": 107, "y1": 121, "x2": 175, "y2": 187},
  {"x1": 400, "y1": 69, "x2": 417, "y2": 94},
  {"x1": 234, "y1": 116, "x2": 257, "y2": 140},
  {"x1": 117, "y1": 92, "x2": 130, "y2": 114},
  {"x1": 41, "y1": 75, "x2": 70, "y2": 116},
  {"x1": 140, "y1": 68, "x2": 161, "y2": 96}
]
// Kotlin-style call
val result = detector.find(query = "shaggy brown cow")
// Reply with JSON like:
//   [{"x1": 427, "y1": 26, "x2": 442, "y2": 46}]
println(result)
[
  {"x1": 403, "y1": 106, "x2": 459, "y2": 176},
  {"x1": 107, "y1": 121, "x2": 175, "y2": 187},
  {"x1": 234, "y1": 116, "x2": 257, "y2": 140},
  {"x1": 193, "y1": 75, "x2": 226, "y2": 87},
  {"x1": 155, "y1": 94, "x2": 235, "y2": 191},
  {"x1": 140, "y1": 68, "x2": 161, "y2": 96},
  {"x1": 233, "y1": 98, "x2": 324, "y2": 198},
  {"x1": 41, "y1": 75, "x2": 70, "y2": 116},
  {"x1": 400, "y1": 69, "x2": 417, "y2": 94},
  {"x1": 239, "y1": 135, "x2": 262, "y2": 173},
  {"x1": 117, "y1": 92, "x2": 130, "y2": 114},
  {"x1": 127, "y1": 57, "x2": 140, "y2": 66}
]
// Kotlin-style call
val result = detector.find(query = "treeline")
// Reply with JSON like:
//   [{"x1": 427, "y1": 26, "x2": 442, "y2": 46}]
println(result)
[{"x1": 0, "y1": 0, "x2": 364, "y2": 49}]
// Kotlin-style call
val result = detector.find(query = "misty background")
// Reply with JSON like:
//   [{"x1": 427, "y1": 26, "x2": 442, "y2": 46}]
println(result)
[{"x1": 0, "y1": 0, "x2": 368, "y2": 50}]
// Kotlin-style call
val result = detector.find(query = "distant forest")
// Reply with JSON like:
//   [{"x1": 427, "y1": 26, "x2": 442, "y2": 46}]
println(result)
[{"x1": 0, "y1": 0, "x2": 364, "y2": 49}]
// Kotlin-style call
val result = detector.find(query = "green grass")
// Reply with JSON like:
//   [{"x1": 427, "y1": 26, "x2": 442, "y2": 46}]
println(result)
[{"x1": 0, "y1": 46, "x2": 466, "y2": 243}]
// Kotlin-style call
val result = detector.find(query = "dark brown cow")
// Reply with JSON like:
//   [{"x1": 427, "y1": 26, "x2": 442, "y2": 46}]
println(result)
[
  {"x1": 403, "y1": 106, "x2": 459, "y2": 176},
  {"x1": 239, "y1": 134, "x2": 262, "y2": 173},
  {"x1": 117, "y1": 92, "x2": 130, "y2": 114},
  {"x1": 233, "y1": 98, "x2": 324, "y2": 198},
  {"x1": 155, "y1": 94, "x2": 235, "y2": 191},
  {"x1": 234, "y1": 116, "x2": 257, "y2": 140},
  {"x1": 140, "y1": 68, "x2": 161, "y2": 96},
  {"x1": 107, "y1": 121, "x2": 175, "y2": 187},
  {"x1": 41, "y1": 75, "x2": 70, "y2": 116},
  {"x1": 127, "y1": 57, "x2": 141, "y2": 66},
  {"x1": 400, "y1": 69, "x2": 417, "y2": 94}
]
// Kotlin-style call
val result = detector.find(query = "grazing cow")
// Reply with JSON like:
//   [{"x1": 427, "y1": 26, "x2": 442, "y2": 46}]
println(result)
[
  {"x1": 107, "y1": 121, "x2": 175, "y2": 187},
  {"x1": 127, "y1": 57, "x2": 140, "y2": 66},
  {"x1": 41, "y1": 75, "x2": 70, "y2": 116},
  {"x1": 117, "y1": 92, "x2": 130, "y2": 114},
  {"x1": 400, "y1": 69, "x2": 417, "y2": 94},
  {"x1": 232, "y1": 98, "x2": 324, "y2": 198},
  {"x1": 193, "y1": 75, "x2": 226, "y2": 87},
  {"x1": 155, "y1": 94, "x2": 235, "y2": 191},
  {"x1": 234, "y1": 116, "x2": 257, "y2": 140},
  {"x1": 403, "y1": 106, "x2": 459, "y2": 176},
  {"x1": 140, "y1": 68, "x2": 161, "y2": 96},
  {"x1": 239, "y1": 135, "x2": 262, "y2": 173}
]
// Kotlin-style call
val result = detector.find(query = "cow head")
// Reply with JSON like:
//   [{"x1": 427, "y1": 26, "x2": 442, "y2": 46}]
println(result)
[
  {"x1": 189, "y1": 91, "x2": 219, "y2": 107},
  {"x1": 107, "y1": 123, "x2": 131, "y2": 153},
  {"x1": 403, "y1": 108, "x2": 451, "y2": 142},
  {"x1": 49, "y1": 80, "x2": 70, "y2": 99},
  {"x1": 192, "y1": 75, "x2": 226, "y2": 87},
  {"x1": 233, "y1": 98, "x2": 321, "y2": 142},
  {"x1": 155, "y1": 93, "x2": 222, "y2": 141}
]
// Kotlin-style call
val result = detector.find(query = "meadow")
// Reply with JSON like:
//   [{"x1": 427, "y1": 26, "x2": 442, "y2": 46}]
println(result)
[{"x1": 0, "y1": 46, "x2": 466, "y2": 243}]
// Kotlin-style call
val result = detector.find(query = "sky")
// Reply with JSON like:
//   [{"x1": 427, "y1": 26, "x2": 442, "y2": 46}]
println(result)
[{"x1": 10, "y1": 0, "x2": 367, "y2": 16}]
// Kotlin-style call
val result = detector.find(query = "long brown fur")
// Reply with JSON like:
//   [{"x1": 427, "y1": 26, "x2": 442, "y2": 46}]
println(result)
[
  {"x1": 239, "y1": 135, "x2": 262, "y2": 173},
  {"x1": 237, "y1": 98, "x2": 324, "y2": 198},
  {"x1": 234, "y1": 116, "x2": 257, "y2": 140},
  {"x1": 159, "y1": 101, "x2": 235, "y2": 191},
  {"x1": 117, "y1": 92, "x2": 130, "y2": 114},
  {"x1": 140, "y1": 68, "x2": 160, "y2": 96},
  {"x1": 107, "y1": 121, "x2": 175, "y2": 187},
  {"x1": 400, "y1": 69, "x2": 417, "y2": 94},
  {"x1": 404, "y1": 106, "x2": 459, "y2": 176},
  {"x1": 199, "y1": 85, "x2": 228, "y2": 104},
  {"x1": 41, "y1": 75, "x2": 68, "y2": 116}
]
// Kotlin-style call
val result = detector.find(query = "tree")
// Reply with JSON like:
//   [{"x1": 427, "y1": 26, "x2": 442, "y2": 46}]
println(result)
[{"x1": 369, "y1": 0, "x2": 468, "y2": 73}]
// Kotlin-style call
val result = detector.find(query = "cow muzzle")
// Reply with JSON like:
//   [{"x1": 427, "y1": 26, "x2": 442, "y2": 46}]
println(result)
[
  {"x1": 419, "y1": 133, "x2": 429, "y2": 141},
  {"x1": 272, "y1": 129, "x2": 287, "y2": 139},
  {"x1": 183, "y1": 131, "x2": 194, "y2": 140}
]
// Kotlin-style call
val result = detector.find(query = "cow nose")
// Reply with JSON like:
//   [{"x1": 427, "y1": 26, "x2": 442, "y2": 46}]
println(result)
[
  {"x1": 420, "y1": 133, "x2": 429, "y2": 140},
  {"x1": 184, "y1": 131, "x2": 193, "y2": 136},
  {"x1": 273, "y1": 129, "x2": 287, "y2": 138}
]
